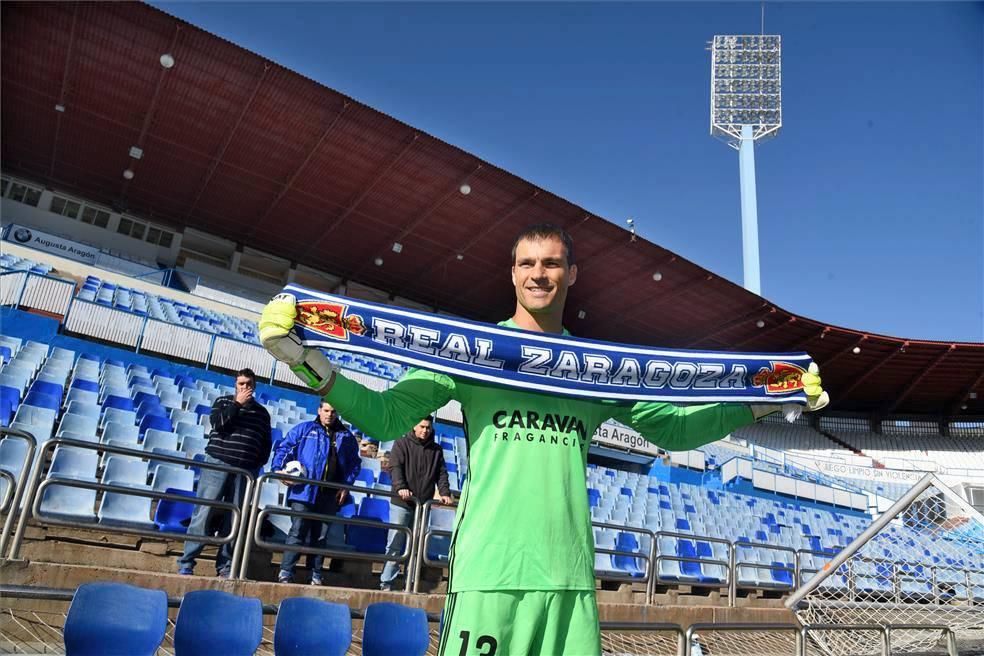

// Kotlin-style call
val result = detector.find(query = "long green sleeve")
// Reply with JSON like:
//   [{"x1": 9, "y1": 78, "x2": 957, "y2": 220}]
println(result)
[
  {"x1": 607, "y1": 401, "x2": 756, "y2": 451},
  {"x1": 325, "y1": 368, "x2": 456, "y2": 441}
]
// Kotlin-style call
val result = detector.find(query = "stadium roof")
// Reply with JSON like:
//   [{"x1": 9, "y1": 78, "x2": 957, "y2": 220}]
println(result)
[{"x1": 2, "y1": 2, "x2": 982, "y2": 419}]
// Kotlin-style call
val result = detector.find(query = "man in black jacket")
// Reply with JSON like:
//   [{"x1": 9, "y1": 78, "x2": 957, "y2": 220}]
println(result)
[
  {"x1": 379, "y1": 415, "x2": 453, "y2": 591},
  {"x1": 177, "y1": 368, "x2": 271, "y2": 577}
]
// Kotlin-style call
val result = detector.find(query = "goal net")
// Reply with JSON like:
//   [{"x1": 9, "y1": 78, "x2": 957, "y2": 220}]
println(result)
[{"x1": 788, "y1": 473, "x2": 984, "y2": 656}]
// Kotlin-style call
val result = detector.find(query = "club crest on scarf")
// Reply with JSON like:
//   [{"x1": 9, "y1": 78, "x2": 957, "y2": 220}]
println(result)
[
  {"x1": 296, "y1": 301, "x2": 367, "y2": 341},
  {"x1": 752, "y1": 362, "x2": 806, "y2": 395}
]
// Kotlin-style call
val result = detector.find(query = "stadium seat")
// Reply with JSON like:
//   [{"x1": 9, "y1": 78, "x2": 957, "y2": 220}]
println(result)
[
  {"x1": 65, "y1": 399, "x2": 100, "y2": 419},
  {"x1": 38, "y1": 479, "x2": 97, "y2": 523},
  {"x1": 152, "y1": 465, "x2": 194, "y2": 492},
  {"x1": 57, "y1": 413, "x2": 99, "y2": 440},
  {"x1": 425, "y1": 505, "x2": 454, "y2": 563},
  {"x1": 143, "y1": 429, "x2": 179, "y2": 452},
  {"x1": 48, "y1": 446, "x2": 99, "y2": 482},
  {"x1": 345, "y1": 497, "x2": 390, "y2": 553},
  {"x1": 63, "y1": 582, "x2": 167, "y2": 656},
  {"x1": 273, "y1": 597, "x2": 352, "y2": 656},
  {"x1": 174, "y1": 590, "x2": 263, "y2": 656},
  {"x1": 139, "y1": 413, "x2": 172, "y2": 437},
  {"x1": 153, "y1": 488, "x2": 196, "y2": 533},
  {"x1": 102, "y1": 421, "x2": 139, "y2": 446},
  {"x1": 103, "y1": 456, "x2": 149, "y2": 488},
  {"x1": 362, "y1": 602, "x2": 430, "y2": 656}
]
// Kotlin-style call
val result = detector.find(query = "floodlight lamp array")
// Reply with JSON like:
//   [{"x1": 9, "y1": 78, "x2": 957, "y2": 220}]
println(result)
[{"x1": 710, "y1": 34, "x2": 782, "y2": 146}]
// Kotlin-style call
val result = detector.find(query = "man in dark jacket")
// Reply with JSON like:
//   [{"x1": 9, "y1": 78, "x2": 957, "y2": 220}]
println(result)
[
  {"x1": 380, "y1": 415, "x2": 453, "y2": 591},
  {"x1": 272, "y1": 401, "x2": 361, "y2": 584},
  {"x1": 178, "y1": 368, "x2": 271, "y2": 577}
]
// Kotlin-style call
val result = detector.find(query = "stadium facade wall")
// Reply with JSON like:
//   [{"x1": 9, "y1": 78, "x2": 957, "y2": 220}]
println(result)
[{"x1": 1, "y1": 193, "x2": 180, "y2": 267}]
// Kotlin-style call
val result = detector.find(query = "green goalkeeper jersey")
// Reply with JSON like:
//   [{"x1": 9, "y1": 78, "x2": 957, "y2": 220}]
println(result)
[{"x1": 325, "y1": 319, "x2": 755, "y2": 592}]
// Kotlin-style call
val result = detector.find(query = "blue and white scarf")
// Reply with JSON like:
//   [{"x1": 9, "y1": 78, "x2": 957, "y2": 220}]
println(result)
[{"x1": 283, "y1": 283, "x2": 812, "y2": 405}]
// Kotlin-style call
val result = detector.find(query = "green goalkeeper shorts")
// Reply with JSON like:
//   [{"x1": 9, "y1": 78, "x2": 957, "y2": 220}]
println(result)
[{"x1": 437, "y1": 590, "x2": 601, "y2": 656}]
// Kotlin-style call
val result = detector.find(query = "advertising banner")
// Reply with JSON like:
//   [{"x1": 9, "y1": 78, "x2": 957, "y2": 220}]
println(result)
[{"x1": 3, "y1": 223, "x2": 99, "y2": 265}]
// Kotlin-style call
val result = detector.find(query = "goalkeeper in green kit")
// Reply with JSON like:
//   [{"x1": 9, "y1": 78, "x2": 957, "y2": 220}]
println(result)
[{"x1": 260, "y1": 224, "x2": 828, "y2": 655}]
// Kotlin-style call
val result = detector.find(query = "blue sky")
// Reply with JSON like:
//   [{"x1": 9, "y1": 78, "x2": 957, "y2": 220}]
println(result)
[{"x1": 154, "y1": 2, "x2": 983, "y2": 343}]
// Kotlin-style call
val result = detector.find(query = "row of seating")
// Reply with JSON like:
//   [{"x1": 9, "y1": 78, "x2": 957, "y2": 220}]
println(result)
[
  {"x1": 0, "y1": 254, "x2": 52, "y2": 275},
  {"x1": 64, "y1": 581, "x2": 431, "y2": 656}
]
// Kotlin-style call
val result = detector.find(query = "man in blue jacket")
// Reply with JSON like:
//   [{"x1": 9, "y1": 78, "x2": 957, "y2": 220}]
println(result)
[{"x1": 272, "y1": 401, "x2": 361, "y2": 584}]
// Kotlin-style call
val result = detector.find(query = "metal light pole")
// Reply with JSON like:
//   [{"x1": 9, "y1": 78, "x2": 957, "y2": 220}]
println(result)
[{"x1": 710, "y1": 34, "x2": 782, "y2": 296}]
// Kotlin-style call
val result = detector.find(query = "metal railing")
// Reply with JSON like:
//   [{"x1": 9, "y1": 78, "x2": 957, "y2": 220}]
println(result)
[
  {"x1": 410, "y1": 498, "x2": 455, "y2": 593},
  {"x1": 686, "y1": 623, "x2": 801, "y2": 656},
  {"x1": 239, "y1": 472, "x2": 420, "y2": 591},
  {"x1": 0, "y1": 427, "x2": 37, "y2": 558},
  {"x1": 0, "y1": 270, "x2": 75, "y2": 317},
  {"x1": 6, "y1": 437, "x2": 254, "y2": 564}
]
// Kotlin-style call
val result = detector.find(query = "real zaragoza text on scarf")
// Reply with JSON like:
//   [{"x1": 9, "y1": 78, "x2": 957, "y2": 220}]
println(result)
[{"x1": 281, "y1": 284, "x2": 813, "y2": 405}]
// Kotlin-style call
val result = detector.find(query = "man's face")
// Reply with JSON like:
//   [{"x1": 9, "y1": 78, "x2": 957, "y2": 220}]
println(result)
[
  {"x1": 511, "y1": 236, "x2": 577, "y2": 315},
  {"x1": 412, "y1": 419, "x2": 433, "y2": 440},
  {"x1": 317, "y1": 403, "x2": 337, "y2": 428},
  {"x1": 235, "y1": 376, "x2": 255, "y2": 395}
]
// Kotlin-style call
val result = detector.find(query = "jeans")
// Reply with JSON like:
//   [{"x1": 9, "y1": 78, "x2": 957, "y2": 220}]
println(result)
[
  {"x1": 279, "y1": 492, "x2": 338, "y2": 577},
  {"x1": 380, "y1": 503, "x2": 413, "y2": 585},
  {"x1": 177, "y1": 454, "x2": 246, "y2": 575}
]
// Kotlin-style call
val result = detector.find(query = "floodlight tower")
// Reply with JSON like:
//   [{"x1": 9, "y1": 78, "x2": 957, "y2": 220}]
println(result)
[{"x1": 710, "y1": 34, "x2": 782, "y2": 296}]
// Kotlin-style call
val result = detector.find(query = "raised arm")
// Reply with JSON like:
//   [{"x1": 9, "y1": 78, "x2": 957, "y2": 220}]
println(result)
[
  {"x1": 324, "y1": 369, "x2": 456, "y2": 442},
  {"x1": 607, "y1": 401, "x2": 755, "y2": 452}
]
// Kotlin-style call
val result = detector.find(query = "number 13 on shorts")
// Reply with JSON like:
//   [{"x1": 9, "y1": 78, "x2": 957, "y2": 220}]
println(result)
[{"x1": 438, "y1": 590, "x2": 601, "y2": 656}]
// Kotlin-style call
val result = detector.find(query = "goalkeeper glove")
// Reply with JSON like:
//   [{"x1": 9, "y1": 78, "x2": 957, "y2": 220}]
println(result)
[
  {"x1": 259, "y1": 293, "x2": 336, "y2": 394},
  {"x1": 750, "y1": 362, "x2": 829, "y2": 422}
]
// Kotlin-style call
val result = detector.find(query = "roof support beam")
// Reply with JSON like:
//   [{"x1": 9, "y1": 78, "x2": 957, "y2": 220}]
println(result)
[
  {"x1": 818, "y1": 335, "x2": 868, "y2": 369},
  {"x1": 837, "y1": 343, "x2": 907, "y2": 399},
  {"x1": 244, "y1": 101, "x2": 351, "y2": 240},
  {"x1": 732, "y1": 316, "x2": 797, "y2": 350},
  {"x1": 47, "y1": 3, "x2": 80, "y2": 183},
  {"x1": 299, "y1": 134, "x2": 419, "y2": 259},
  {"x1": 349, "y1": 164, "x2": 483, "y2": 280},
  {"x1": 618, "y1": 274, "x2": 715, "y2": 329},
  {"x1": 120, "y1": 24, "x2": 184, "y2": 200},
  {"x1": 574, "y1": 255, "x2": 678, "y2": 306},
  {"x1": 184, "y1": 63, "x2": 270, "y2": 227},
  {"x1": 781, "y1": 326, "x2": 830, "y2": 353},
  {"x1": 401, "y1": 190, "x2": 541, "y2": 291},
  {"x1": 683, "y1": 303, "x2": 772, "y2": 349},
  {"x1": 945, "y1": 368, "x2": 984, "y2": 417},
  {"x1": 881, "y1": 345, "x2": 955, "y2": 415}
]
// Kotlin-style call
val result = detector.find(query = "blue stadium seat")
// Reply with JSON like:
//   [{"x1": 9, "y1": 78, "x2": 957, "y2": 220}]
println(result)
[
  {"x1": 63, "y1": 582, "x2": 167, "y2": 656},
  {"x1": 139, "y1": 413, "x2": 172, "y2": 437},
  {"x1": 153, "y1": 488, "x2": 196, "y2": 533},
  {"x1": 348, "y1": 498, "x2": 389, "y2": 553},
  {"x1": 273, "y1": 597, "x2": 351, "y2": 656},
  {"x1": 612, "y1": 532, "x2": 645, "y2": 577},
  {"x1": 103, "y1": 395, "x2": 135, "y2": 412},
  {"x1": 362, "y1": 602, "x2": 429, "y2": 656},
  {"x1": 24, "y1": 390, "x2": 60, "y2": 411},
  {"x1": 174, "y1": 590, "x2": 263, "y2": 656},
  {"x1": 425, "y1": 506, "x2": 454, "y2": 563}
]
